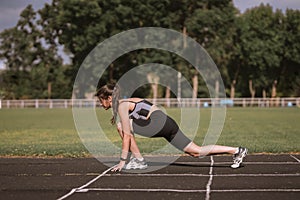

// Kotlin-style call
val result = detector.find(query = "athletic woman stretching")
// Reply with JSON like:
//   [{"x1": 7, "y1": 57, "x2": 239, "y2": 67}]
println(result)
[{"x1": 95, "y1": 83, "x2": 247, "y2": 172}]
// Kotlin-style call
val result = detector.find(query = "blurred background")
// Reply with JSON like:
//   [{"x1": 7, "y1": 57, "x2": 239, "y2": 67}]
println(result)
[
  {"x1": 0, "y1": 0, "x2": 299, "y2": 156},
  {"x1": 0, "y1": 0, "x2": 299, "y2": 101}
]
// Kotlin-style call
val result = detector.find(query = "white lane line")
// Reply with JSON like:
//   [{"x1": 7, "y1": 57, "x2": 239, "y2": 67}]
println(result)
[
  {"x1": 290, "y1": 155, "x2": 300, "y2": 163},
  {"x1": 77, "y1": 188, "x2": 206, "y2": 193},
  {"x1": 56, "y1": 188, "x2": 77, "y2": 200},
  {"x1": 77, "y1": 165, "x2": 116, "y2": 190},
  {"x1": 14, "y1": 173, "x2": 300, "y2": 177},
  {"x1": 57, "y1": 165, "x2": 116, "y2": 200},
  {"x1": 103, "y1": 173, "x2": 300, "y2": 177},
  {"x1": 175, "y1": 161, "x2": 299, "y2": 165},
  {"x1": 214, "y1": 189, "x2": 300, "y2": 192},
  {"x1": 205, "y1": 156, "x2": 214, "y2": 200},
  {"x1": 56, "y1": 156, "x2": 299, "y2": 199},
  {"x1": 76, "y1": 188, "x2": 300, "y2": 193}
]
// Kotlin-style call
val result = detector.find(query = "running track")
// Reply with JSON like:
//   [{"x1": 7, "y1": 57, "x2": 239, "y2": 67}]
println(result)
[{"x1": 0, "y1": 155, "x2": 299, "y2": 200}]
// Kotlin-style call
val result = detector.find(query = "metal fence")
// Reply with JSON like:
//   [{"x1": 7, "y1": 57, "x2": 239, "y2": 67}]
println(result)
[{"x1": 0, "y1": 97, "x2": 299, "y2": 109}]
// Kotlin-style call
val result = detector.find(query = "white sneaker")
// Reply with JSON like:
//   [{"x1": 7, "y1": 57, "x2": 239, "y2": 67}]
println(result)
[
  {"x1": 231, "y1": 147, "x2": 248, "y2": 169},
  {"x1": 124, "y1": 158, "x2": 148, "y2": 170}
]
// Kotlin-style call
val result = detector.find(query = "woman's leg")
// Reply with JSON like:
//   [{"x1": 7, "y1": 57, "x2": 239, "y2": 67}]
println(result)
[{"x1": 183, "y1": 142, "x2": 238, "y2": 157}]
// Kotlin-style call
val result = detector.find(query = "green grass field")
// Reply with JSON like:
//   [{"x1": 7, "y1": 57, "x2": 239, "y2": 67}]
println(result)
[{"x1": 0, "y1": 107, "x2": 299, "y2": 157}]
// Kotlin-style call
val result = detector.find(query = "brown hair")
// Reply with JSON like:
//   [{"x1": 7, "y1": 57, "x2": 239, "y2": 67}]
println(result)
[{"x1": 95, "y1": 83, "x2": 120, "y2": 124}]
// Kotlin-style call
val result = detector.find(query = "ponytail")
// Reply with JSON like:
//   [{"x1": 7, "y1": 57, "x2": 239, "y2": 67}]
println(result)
[
  {"x1": 111, "y1": 84, "x2": 120, "y2": 124},
  {"x1": 95, "y1": 83, "x2": 120, "y2": 125}
]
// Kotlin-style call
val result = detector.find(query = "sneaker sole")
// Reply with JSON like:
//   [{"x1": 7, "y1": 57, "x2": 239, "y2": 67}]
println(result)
[
  {"x1": 125, "y1": 166, "x2": 148, "y2": 170},
  {"x1": 231, "y1": 163, "x2": 241, "y2": 169}
]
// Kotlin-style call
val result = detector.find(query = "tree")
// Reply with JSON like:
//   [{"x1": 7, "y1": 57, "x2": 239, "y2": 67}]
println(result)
[
  {"x1": 279, "y1": 9, "x2": 300, "y2": 97},
  {"x1": 39, "y1": 0, "x2": 241, "y2": 99},
  {"x1": 185, "y1": 0, "x2": 238, "y2": 98},
  {"x1": 236, "y1": 4, "x2": 285, "y2": 98},
  {"x1": 0, "y1": 5, "x2": 42, "y2": 99},
  {"x1": 0, "y1": 5, "x2": 68, "y2": 99},
  {"x1": 3, "y1": 0, "x2": 297, "y2": 99}
]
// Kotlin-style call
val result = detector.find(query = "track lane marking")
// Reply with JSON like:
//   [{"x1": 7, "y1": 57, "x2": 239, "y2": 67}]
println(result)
[
  {"x1": 10, "y1": 173, "x2": 300, "y2": 177},
  {"x1": 77, "y1": 188, "x2": 207, "y2": 193},
  {"x1": 205, "y1": 156, "x2": 214, "y2": 200},
  {"x1": 75, "y1": 188, "x2": 300, "y2": 193},
  {"x1": 55, "y1": 156, "x2": 299, "y2": 199},
  {"x1": 56, "y1": 165, "x2": 116, "y2": 200},
  {"x1": 103, "y1": 173, "x2": 300, "y2": 177},
  {"x1": 11, "y1": 173, "x2": 300, "y2": 177},
  {"x1": 290, "y1": 155, "x2": 300, "y2": 163},
  {"x1": 174, "y1": 161, "x2": 299, "y2": 165}
]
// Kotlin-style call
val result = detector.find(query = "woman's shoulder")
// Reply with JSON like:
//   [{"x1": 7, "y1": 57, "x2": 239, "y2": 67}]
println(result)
[
  {"x1": 119, "y1": 97, "x2": 143, "y2": 103},
  {"x1": 118, "y1": 98, "x2": 143, "y2": 112}
]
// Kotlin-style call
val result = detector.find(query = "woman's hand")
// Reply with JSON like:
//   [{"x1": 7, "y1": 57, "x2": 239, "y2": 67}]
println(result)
[{"x1": 111, "y1": 161, "x2": 126, "y2": 172}]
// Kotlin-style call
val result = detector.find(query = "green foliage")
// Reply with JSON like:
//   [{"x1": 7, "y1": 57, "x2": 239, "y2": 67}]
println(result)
[
  {"x1": 235, "y1": 5, "x2": 284, "y2": 96},
  {"x1": 0, "y1": 5, "x2": 70, "y2": 99},
  {"x1": 278, "y1": 9, "x2": 300, "y2": 97},
  {"x1": 0, "y1": 1, "x2": 299, "y2": 98},
  {"x1": 229, "y1": 4, "x2": 300, "y2": 97}
]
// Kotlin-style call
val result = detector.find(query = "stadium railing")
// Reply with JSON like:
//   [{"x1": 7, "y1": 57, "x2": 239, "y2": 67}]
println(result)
[{"x1": 0, "y1": 97, "x2": 299, "y2": 109}]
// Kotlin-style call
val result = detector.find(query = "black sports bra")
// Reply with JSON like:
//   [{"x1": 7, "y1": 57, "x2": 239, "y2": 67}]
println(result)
[{"x1": 122, "y1": 100, "x2": 153, "y2": 120}]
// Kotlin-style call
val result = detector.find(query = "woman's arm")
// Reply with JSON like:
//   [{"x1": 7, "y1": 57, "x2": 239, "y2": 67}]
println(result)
[
  {"x1": 111, "y1": 102, "x2": 135, "y2": 172},
  {"x1": 116, "y1": 122, "x2": 143, "y2": 160},
  {"x1": 116, "y1": 122, "x2": 124, "y2": 139}
]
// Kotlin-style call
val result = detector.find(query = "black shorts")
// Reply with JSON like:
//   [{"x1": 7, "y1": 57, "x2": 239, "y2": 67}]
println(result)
[{"x1": 132, "y1": 110, "x2": 192, "y2": 151}]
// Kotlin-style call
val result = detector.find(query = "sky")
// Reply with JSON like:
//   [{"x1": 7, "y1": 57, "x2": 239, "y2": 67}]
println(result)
[
  {"x1": 233, "y1": 0, "x2": 300, "y2": 13},
  {"x1": 0, "y1": 0, "x2": 51, "y2": 31},
  {"x1": 0, "y1": 0, "x2": 300, "y2": 69}
]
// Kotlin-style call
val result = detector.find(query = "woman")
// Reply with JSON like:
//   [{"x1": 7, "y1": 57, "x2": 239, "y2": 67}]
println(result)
[{"x1": 95, "y1": 83, "x2": 247, "y2": 172}]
